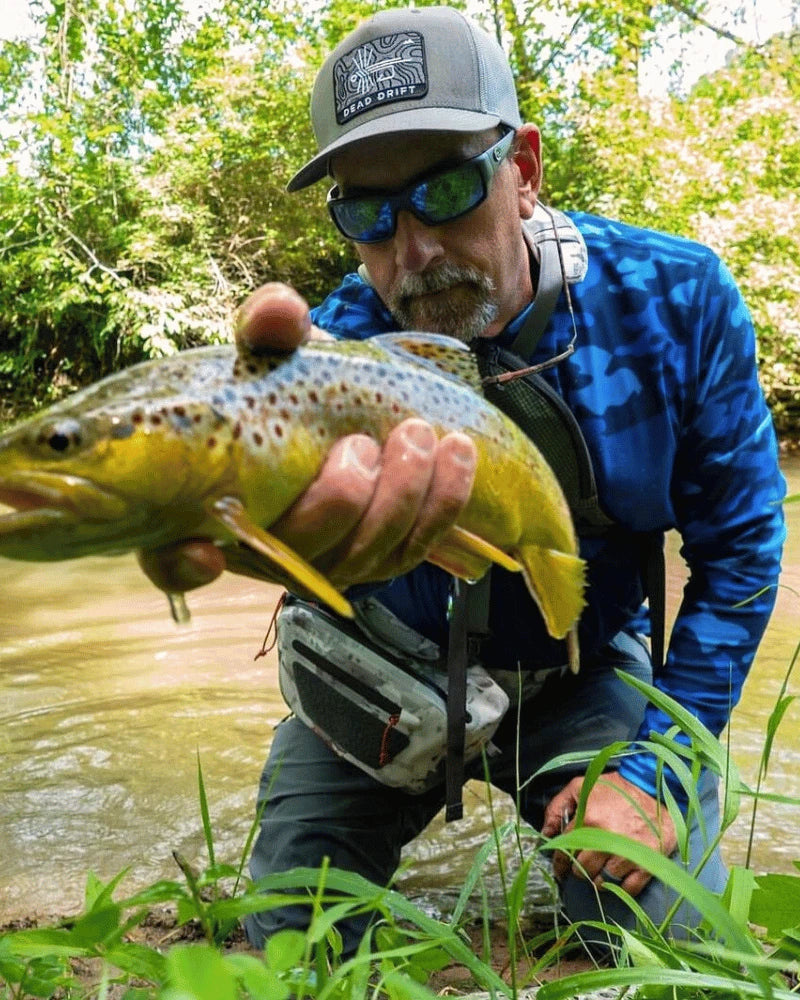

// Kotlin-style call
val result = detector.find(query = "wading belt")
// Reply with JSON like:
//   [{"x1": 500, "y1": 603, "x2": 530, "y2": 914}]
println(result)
[{"x1": 443, "y1": 206, "x2": 666, "y2": 822}]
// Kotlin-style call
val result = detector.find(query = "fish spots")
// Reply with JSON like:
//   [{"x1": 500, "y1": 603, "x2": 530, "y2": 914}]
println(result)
[
  {"x1": 233, "y1": 422, "x2": 242, "y2": 440},
  {"x1": 110, "y1": 421, "x2": 135, "y2": 440},
  {"x1": 245, "y1": 396, "x2": 256, "y2": 410},
  {"x1": 309, "y1": 390, "x2": 319, "y2": 404},
  {"x1": 207, "y1": 437, "x2": 217, "y2": 449},
  {"x1": 274, "y1": 425, "x2": 284, "y2": 438},
  {"x1": 253, "y1": 432, "x2": 264, "y2": 447},
  {"x1": 267, "y1": 392, "x2": 277, "y2": 406}
]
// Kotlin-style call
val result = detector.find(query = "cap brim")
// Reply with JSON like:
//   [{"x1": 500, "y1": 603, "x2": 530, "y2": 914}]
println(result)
[{"x1": 287, "y1": 107, "x2": 502, "y2": 192}]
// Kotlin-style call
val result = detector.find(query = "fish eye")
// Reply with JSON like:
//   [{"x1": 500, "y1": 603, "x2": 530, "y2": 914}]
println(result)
[
  {"x1": 48, "y1": 432, "x2": 71, "y2": 452},
  {"x1": 39, "y1": 419, "x2": 83, "y2": 454}
]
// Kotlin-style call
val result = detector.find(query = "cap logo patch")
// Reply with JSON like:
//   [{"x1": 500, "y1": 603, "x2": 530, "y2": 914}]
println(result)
[{"x1": 333, "y1": 31, "x2": 428, "y2": 125}]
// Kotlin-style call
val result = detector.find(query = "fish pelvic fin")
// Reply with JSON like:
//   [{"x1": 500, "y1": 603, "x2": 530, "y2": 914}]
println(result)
[
  {"x1": 428, "y1": 525, "x2": 522, "y2": 579},
  {"x1": 209, "y1": 496, "x2": 354, "y2": 619},
  {"x1": 513, "y1": 543, "x2": 586, "y2": 646}
]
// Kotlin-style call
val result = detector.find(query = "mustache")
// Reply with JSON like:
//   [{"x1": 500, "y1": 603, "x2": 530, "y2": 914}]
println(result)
[{"x1": 393, "y1": 263, "x2": 494, "y2": 301}]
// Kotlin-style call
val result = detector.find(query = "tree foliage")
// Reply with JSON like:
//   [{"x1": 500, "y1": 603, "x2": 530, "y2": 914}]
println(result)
[{"x1": 0, "y1": 0, "x2": 798, "y2": 433}]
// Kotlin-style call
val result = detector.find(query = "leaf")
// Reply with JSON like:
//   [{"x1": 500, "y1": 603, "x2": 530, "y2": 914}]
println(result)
[
  {"x1": 164, "y1": 945, "x2": 239, "y2": 1000},
  {"x1": 750, "y1": 873, "x2": 800, "y2": 937},
  {"x1": 265, "y1": 929, "x2": 307, "y2": 972},
  {"x1": 225, "y1": 953, "x2": 291, "y2": 999}
]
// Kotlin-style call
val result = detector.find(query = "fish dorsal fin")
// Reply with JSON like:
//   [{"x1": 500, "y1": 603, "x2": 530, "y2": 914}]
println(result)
[{"x1": 370, "y1": 333, "x2": 484, "y2": 394}]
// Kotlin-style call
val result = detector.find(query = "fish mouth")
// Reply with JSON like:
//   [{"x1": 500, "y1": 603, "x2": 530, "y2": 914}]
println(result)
[{"x1": 0, "y1": 475, "x2": 130, "y2": 529}]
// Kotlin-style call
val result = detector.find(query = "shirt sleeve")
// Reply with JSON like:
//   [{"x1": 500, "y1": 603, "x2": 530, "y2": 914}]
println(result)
[
  {"x1": 310, "y1": 272, "x2": 396, "y2": 339},
  {"x1": 618, "y1": 256, "x2": 786, "y2": 803}
]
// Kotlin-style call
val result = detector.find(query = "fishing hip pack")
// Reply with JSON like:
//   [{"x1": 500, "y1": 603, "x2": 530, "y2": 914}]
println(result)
[{"x1": 276, "y1": 594, "x2": 510, "y2": 793}]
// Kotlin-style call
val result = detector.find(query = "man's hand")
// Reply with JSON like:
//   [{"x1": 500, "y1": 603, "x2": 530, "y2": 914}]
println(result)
[
  {"x1": 137, "y1": 282, "x2": 477, "y2": 596},
  {"x1": 541, "y1": 771, "x2": 678, "y2": 896}
]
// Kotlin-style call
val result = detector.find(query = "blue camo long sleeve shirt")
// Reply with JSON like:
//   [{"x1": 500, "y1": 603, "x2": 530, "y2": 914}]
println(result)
[{"x1": 310, "y1": 211, "x2": 787, "y2": 802}]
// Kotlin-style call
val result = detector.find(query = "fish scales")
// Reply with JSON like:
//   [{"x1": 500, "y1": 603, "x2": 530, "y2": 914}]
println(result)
[{"x1": 0, "y1": 334, "x2": 586, "y2": 649}]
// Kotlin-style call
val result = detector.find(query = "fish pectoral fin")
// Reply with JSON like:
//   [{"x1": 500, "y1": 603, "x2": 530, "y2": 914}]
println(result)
[
  {"x1": 514, "y1": 543, "x2": 586, "y2": 647},
  {"x1": 208, "y1": 496, "x2": 354, "y2": 618},
  {"x1": 427, "y1": 525, "x2": 522, "y2": 579}
]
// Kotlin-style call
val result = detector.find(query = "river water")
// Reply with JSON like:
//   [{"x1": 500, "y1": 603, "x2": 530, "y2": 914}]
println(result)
[{"x1": 1, "y1": 457, "x2": 798, "y2": 923}]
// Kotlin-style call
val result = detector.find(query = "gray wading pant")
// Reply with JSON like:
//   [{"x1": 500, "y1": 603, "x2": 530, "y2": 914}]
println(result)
[{"x1": 244, "y1": 629, "x2": 728, "y2": 955}]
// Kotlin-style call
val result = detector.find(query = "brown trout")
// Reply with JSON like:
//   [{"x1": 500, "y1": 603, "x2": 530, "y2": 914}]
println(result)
[{"x1": 0, "y1": 333, "x2": 585, "y2": 661}]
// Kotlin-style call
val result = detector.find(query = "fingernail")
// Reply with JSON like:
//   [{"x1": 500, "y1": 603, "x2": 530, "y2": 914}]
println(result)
[
  {"x1": 450, "y1": 436, "x2": 477, "y2": 468},
  {"x1": 340, "y1": 437, "x2": 380, "y2": 479},
  {"x1": 400, "y1": 420, "x2": 436, "y2": 456}
]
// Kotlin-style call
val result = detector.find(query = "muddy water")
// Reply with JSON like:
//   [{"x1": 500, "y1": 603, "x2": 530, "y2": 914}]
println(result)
[{"x1": 1, "y1": 458, "x2": 798, "y2": 922}]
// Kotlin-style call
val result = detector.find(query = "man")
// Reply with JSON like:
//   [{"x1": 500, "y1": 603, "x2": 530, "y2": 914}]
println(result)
[{"x1": 143, "y1": 5, "x2": 785, "y2": 956}]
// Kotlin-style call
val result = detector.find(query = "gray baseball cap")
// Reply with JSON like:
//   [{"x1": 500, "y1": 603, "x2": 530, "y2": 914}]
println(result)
[{"x1": 287, "y1": 5, "x2": 522, "y2": 192}]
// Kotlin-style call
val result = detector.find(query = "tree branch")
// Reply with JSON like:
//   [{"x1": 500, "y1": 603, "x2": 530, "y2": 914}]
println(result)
[{"x1": 662, "y1": 0, "x2": 752, "y2": 48}]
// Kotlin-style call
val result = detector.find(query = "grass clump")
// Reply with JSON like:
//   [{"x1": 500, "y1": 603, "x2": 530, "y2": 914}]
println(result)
[{"x1": 3, "y1": 671, "x2": 800, "y2": 999}]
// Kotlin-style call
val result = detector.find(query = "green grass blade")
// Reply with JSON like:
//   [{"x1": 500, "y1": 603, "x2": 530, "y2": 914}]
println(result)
[{"x1": 196, "y1": 751, "x2": 215, "y2": 869}]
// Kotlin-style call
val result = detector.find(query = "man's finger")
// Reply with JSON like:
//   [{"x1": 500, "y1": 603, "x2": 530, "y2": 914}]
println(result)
[
  {"x1": 270, "y1": 435, "x2": 382, "y2": 562},
  {"x1": 235, "y1": 283, "x2": 314, "y2": 353}
]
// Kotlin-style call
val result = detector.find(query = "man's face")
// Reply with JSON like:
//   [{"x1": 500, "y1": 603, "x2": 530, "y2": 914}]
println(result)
[{"x1": 330, "y1": 129, "x2": 537, "y2": 341}]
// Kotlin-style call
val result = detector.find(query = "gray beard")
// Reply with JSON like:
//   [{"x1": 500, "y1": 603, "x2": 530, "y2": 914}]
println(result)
[{"x1": 388, "y1": 263, "x2": 498, "y2": 343}]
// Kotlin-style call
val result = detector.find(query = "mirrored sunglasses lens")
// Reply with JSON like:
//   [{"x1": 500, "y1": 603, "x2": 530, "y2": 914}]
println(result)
[
  {"x1": 412, "y1": 164, "x2": 485, "y2": 223},
  {"x1": 333, "y1": 198, "x2": 393, "y2": 241}
]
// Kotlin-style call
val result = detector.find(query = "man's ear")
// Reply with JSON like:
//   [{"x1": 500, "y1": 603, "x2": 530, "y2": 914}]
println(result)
[{"x1": 513, "y1": 124, "x2": 542, "y2": 217}]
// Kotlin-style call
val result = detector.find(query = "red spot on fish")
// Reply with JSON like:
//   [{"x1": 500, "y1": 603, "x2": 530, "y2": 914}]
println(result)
[
  {"x1": 245, "y1": 396, "x2": 256, "y2": 409},
  {"x1": 253, "y1": 432, "x2": 263, "y2": 446},
  {"x1": 132, "y1": 412, "x2": 144, "y2": 424},
  {"x1": 207, "y1": 437, "x2": 216, "y2": 448},
  {"x1": 309, "y1": 390, "x2": 319, "y2": 404},
  {"x1": 267, "y1": 392, "x2": 277, "y2": 406},
  {"x1": 375, "y1": 392, "x2": 383, "y2": 403},
  {"x1": 151, "y1": 415, "x2": 162, "y2": 425},
  {"x1": 274, "y1": 425, "x2": 284, "y2": 438},
  {"x1": 233, "y1": 423, "x2": 242, "y2": 439},
  {"x1": 289, "y1": 393, "x2": 299, "y2": 405}
]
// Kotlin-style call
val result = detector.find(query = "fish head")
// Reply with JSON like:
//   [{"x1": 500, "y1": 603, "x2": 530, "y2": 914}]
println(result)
[{"x1": 0, "y1": 394, "x2": 234, "y2": 561}]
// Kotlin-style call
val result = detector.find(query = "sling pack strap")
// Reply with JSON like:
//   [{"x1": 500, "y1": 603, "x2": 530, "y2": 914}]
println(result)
[
  {"x1": 473, "y1": 339, "x2": 667, "y2": 673},
  {"x1": 445, "y1": 574, "x2": 491, "y2": 822},
  {"x1": 512, "y1": 204, "x2": 588, "y2": 357}
]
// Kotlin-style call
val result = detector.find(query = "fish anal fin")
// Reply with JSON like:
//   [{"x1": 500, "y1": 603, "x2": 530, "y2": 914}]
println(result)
[
  {"x1": 428, "y1": 525, "x2": 522, "y2": 579},
  {"x1": 514, "y1": 543, "x2": 586, "y2": 649},
  {"x1": 208, "y1": 496, "x2": 353, "y2": 618}
]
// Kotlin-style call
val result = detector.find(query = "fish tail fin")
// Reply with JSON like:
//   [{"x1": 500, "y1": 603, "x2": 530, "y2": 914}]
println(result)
[{"x1": 514, "y1": 543, "x2": 586, "y2": 645}]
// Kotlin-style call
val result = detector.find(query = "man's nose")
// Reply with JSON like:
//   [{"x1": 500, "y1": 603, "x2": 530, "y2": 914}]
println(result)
[{"x1": 393, "y1": 211, "x2": 445, "y2": 272}]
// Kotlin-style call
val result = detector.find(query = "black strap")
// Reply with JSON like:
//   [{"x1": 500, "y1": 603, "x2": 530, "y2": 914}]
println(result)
[
  {"x1": 445, "y1": 575, "x2": 491, "y2": 822},
  {"x1": 640, "y1": 533, "x2": 666, "y2": 675}
]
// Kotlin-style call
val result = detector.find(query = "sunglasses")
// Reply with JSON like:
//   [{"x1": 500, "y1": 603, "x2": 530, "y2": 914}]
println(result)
[{"x1": 326, "y1": 129, "x2": 516, "y2": 244}]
